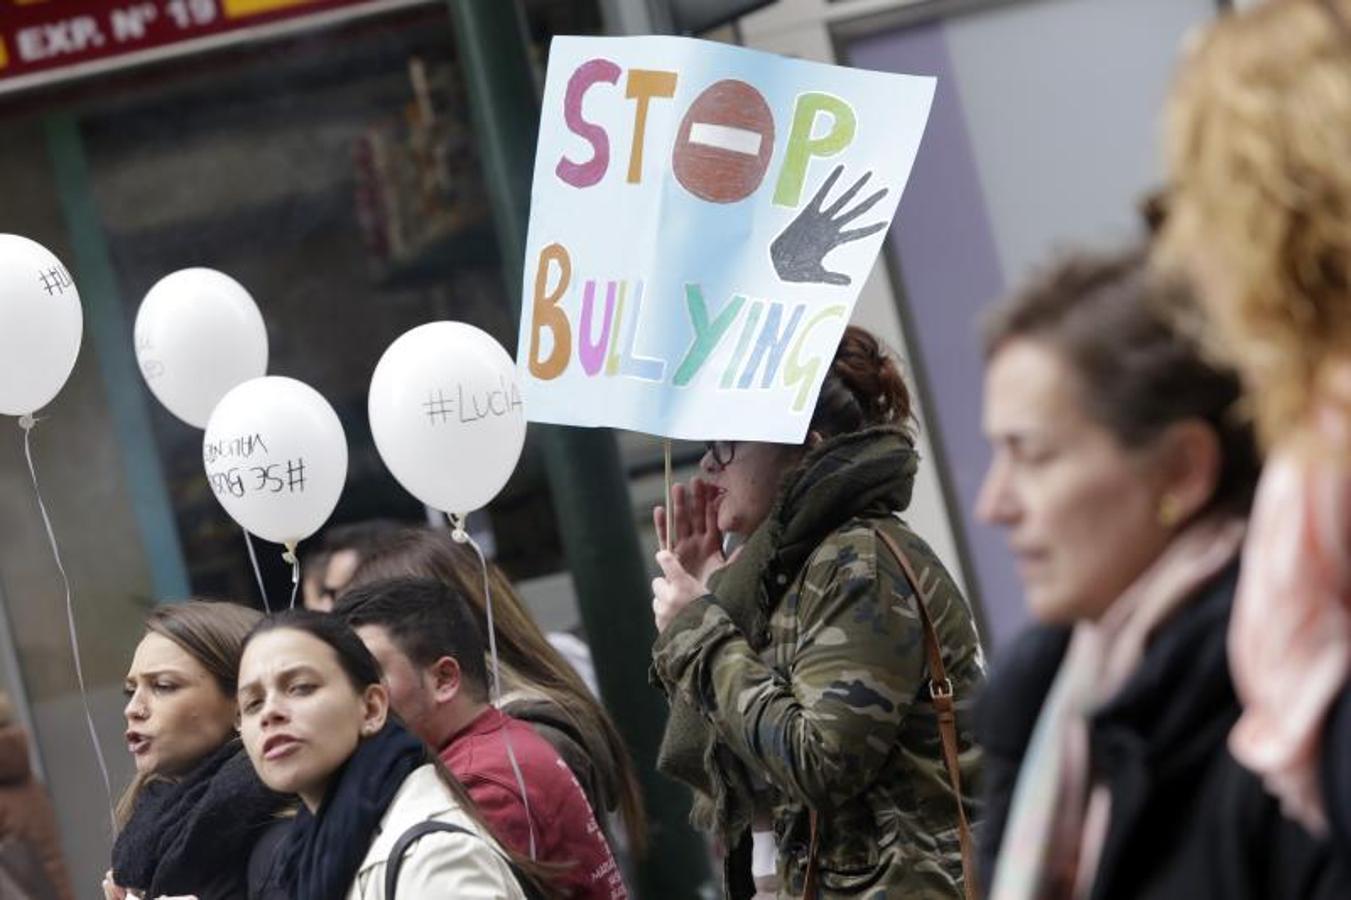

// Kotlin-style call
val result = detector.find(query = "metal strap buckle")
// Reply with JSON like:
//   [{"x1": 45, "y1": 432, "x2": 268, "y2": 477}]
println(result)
[{"x1": 929, "y1": 677, "x2": 954, "y2": 700}]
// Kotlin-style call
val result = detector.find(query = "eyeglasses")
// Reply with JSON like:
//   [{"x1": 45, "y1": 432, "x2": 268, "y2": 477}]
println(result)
[{"x1": 704, "y1": 440, "x2": 736, "y2": 468}]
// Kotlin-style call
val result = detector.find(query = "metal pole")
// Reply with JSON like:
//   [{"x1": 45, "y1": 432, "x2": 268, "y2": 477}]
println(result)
[
  {"x1": 444, "y1": 2, "x2": 711, "y2": 896},
  {"x1": 46, "y1": 114, "x2": 192, "y2": 604}
]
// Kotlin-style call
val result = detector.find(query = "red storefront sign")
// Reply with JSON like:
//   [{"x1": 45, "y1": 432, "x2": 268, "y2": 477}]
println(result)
[{"x1": 0, "y1": 0, "x2": 427, "y2": 93}]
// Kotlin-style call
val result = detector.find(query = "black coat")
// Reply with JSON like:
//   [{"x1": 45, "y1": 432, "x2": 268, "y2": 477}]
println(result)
[
  {"x1": 111, "y1": 740, "x2": 287, "y2": 900},
  {"x1": 976, "y1": 564, "x2": 1349, "y2": 900},
  {"x1": 1323, "y1": 683, "x2": 1351, "y2": 858},
  {"x1": 247, "y1": 818, "x2": 292, "y2": 900}
]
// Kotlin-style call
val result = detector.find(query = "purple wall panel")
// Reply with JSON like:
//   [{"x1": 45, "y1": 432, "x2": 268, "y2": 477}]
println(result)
[{"x1": 849, "y1": 24, "x2": 1024, "y2": 646}]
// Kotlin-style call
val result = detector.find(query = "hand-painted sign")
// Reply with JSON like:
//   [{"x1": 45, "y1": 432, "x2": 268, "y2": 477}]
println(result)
[
  {"x1": 517, "y1": 35, "x2": 935, "y2": 443},
  {"x1": 0, "y1": 0, "x2": 423, "y2": 94}
]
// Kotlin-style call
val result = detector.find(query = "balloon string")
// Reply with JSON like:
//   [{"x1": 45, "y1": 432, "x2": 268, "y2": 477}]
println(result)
[
  {"x1": 283, "y1": 542, "x2": 300, "y2": 610},
  {"x1": 243, "y1": 529, "x2": 271, "y2": 613},
  {"x1": 452, "y1": 515, "x2": 538, "y2": 860},
  {"x1": 19, "y1": 415, "x2": 116, "y2": 833}
]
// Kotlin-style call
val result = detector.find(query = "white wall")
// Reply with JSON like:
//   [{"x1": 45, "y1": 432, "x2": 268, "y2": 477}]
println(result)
[{"x1": 944, "y1": 0, "x2": 1214, "y2": 282}]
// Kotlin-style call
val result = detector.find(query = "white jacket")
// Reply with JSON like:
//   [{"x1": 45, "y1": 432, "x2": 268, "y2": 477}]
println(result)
[{"x1": 346, "y1": 764, "x2": 528, "y2": 900}]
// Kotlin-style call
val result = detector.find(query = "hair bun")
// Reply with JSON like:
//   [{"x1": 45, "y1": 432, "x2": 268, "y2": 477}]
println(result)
[{"x1": 811, "y1": 325, "x2": 912, "y2": 435}]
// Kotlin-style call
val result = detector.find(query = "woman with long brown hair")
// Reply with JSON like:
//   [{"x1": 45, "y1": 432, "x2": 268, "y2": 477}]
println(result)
[
  {"x1": 344, "y1": 528, "x2": 647, "y2": 855},
  {"x1": 105, "y1": 600, "x2": 286, "y2": 900}
]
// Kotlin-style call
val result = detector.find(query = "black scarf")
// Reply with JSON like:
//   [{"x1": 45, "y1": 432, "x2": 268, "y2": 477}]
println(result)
[
  {"x1": 112, "y1": 738, "x2": 285, "y2": 900},
  {"x1": 655, "y1": 426, "x2": 920, "y2": 838},
  {"x1": 277, "y1": 722, "x2": 428, "y2": 900}
]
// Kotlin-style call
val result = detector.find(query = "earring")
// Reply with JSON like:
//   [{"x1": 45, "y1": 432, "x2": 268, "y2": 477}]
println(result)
[{"x1": 1158, "y1": 494, "x2": 1184, "y2": 528}]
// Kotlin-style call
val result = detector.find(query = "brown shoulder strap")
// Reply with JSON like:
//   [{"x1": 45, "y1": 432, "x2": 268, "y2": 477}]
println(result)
[
  {"x1": 875, "y1": 527, "x2": 980, "y2": 900},
  {"x1": 802, "y1": 810, "x2": 821, "y2": 899}
]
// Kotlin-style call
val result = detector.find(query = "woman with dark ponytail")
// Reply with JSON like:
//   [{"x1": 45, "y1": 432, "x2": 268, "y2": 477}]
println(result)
[
  {"x1": 236, "y1": 610, "x2": 540, "y2": 900},
  {"x1": 650, "y1": 325, "x2": 985, "y2": 899}
]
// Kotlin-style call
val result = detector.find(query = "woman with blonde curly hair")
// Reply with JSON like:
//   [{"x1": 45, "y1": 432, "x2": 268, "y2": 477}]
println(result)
[{"x1": 1159, "y1": 0, "x2": 1351, "y2": 853}]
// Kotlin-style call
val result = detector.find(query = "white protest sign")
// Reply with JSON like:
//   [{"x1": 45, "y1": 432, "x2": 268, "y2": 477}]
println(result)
[{"x1": 517, "y1": 35, "x2": 934, "y2": 442}]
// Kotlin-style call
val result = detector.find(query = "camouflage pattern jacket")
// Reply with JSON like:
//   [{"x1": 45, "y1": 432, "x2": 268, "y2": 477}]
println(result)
[{"x1": 653, "y1": 428, "x2": 985, "y2": 899}]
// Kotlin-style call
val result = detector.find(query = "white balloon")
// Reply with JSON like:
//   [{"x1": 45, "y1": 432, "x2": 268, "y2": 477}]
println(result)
[
  {"x1": 135, "y1": 268, "x2": 268, "y2": 428},
  {"x1": 0, "y1": 234, "x2": 84, "y2": 417},
  {"x1": 203, "y1": 376, "x2": 348, "y2": 546},
  {"x1": 369, "y1": 322, "x2": 526, "y2": 515}
]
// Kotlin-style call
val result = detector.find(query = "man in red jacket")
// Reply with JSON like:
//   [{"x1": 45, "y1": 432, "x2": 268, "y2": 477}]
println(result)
[{"x1": 337, "y1": 577, "x2": 628, "y2": 900}]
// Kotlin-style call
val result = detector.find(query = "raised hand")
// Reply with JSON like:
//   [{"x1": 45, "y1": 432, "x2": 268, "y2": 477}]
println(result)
[
  {"x1": 770, "y1": 164, "x2": 889, "y2": 286},
  {"x1": 653, "y1": 477, "x2": 726, "y2": 584},
  {"x1": 652, "y1": 551, "x2": 707, "y2": 633}
]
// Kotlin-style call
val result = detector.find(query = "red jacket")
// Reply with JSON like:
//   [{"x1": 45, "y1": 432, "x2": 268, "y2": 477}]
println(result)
[{"x1": 441, "y1": 707, "x2": 628, "y2": 900}]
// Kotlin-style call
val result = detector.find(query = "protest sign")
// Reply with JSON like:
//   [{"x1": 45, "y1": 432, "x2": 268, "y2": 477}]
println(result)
[{"x1": 518, "y1": 35, "x2": 934, "y2": 442}]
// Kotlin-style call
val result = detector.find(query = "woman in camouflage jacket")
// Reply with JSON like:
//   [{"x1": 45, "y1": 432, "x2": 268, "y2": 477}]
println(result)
[{"x1": 650, "y1": 326, "x2": 985, "y2": 899}]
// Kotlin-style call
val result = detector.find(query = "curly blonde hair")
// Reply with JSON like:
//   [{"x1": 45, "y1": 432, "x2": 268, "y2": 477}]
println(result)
[{"x1": 1159, "y1": 0, "x2": 1351, "y2": 449}]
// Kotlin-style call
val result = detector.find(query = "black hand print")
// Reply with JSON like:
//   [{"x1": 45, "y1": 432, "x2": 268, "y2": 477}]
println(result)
[{"x1": 770, "y1": 165, "x2": 889, "y2": 287}]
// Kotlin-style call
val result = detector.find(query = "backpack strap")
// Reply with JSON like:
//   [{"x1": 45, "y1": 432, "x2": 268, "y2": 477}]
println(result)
[
  {"x1": 383, "y1": 819, "x2": 541, "y2": 900},
  {"x1": 874, "y1": 525, "x2": 980, "y2": 900}
]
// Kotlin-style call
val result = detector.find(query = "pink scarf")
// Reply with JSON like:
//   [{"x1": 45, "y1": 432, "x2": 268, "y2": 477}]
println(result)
[
  {"x1": 990, "y1": 516, "x2": 1247, "y2": 900},
  {"x1": 1229, "y1": 418, "x2": 1351, "y2": 835}
]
